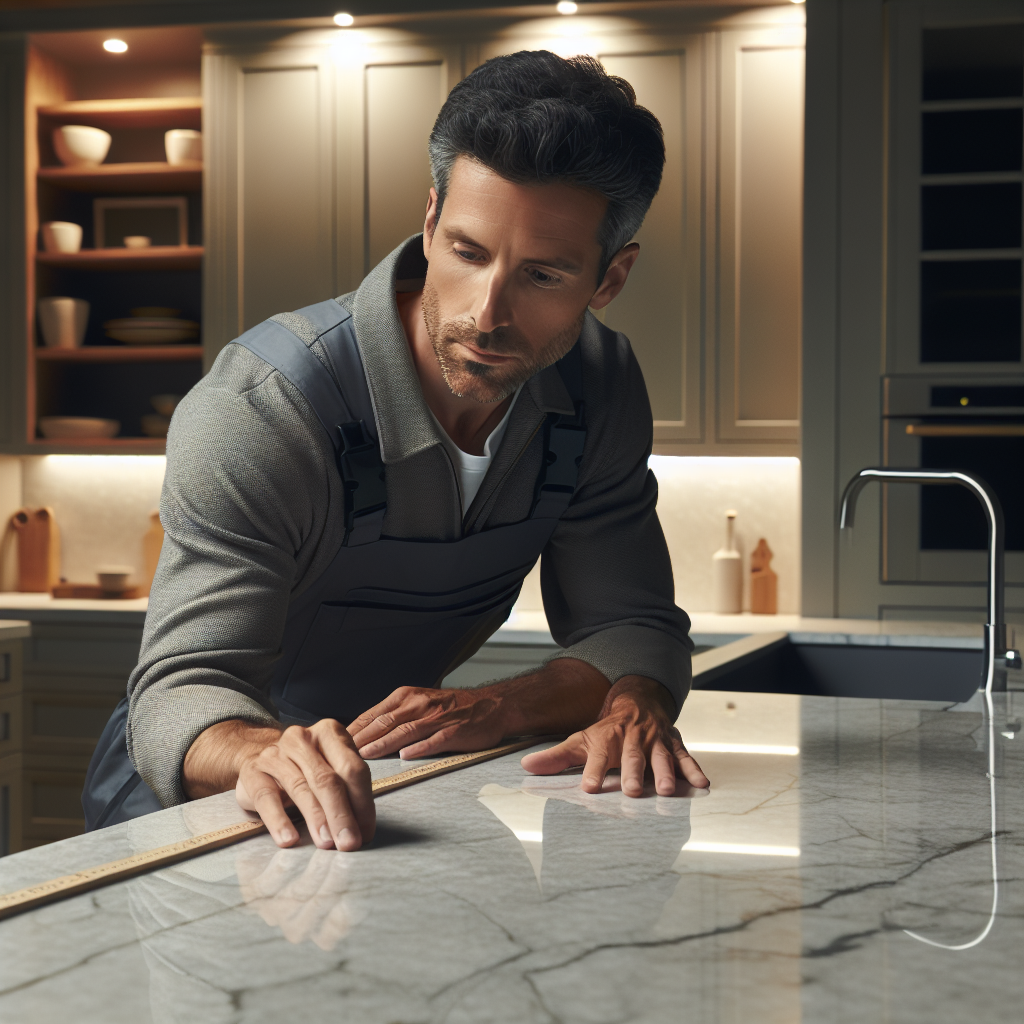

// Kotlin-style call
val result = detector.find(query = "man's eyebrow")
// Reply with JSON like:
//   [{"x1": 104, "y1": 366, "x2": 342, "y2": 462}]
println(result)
[{"x1": 442, "y1": 228, "x2": 583, "y2": 274}]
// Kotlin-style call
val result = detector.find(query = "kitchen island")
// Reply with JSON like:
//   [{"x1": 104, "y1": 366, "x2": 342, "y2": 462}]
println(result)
[{"x1": 0, "y1": 684, "x2": 1021, "y2": 1023}]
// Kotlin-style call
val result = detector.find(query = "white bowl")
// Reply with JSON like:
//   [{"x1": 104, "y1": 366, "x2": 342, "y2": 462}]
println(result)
[
  {"x1": 37, "y1": 296, "x2": 89, "y2": 349},
  {"x1": 165, "y1": 128, "x2": 202, "y2": 165},
  {"x1": 53, "y1": 125, "x2": 111, "y2": 167},
  {"x1": 123, "y1": 235, "x2": 151, "y2": 249},
  {"x1": 40, "y1": 221, "x2": 82, "y2": 254},
  {"x1": 38, "y1": 416, "x2": 120, "y2": 439}
]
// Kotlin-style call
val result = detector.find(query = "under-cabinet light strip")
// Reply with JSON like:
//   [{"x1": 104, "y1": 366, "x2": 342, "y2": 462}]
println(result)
[
  {"x1": 681, "y1": 841, "x2": 800, "y2": 857},
  {"x1": 684, "y1": 742, "x2": 799, "y2": 755}
]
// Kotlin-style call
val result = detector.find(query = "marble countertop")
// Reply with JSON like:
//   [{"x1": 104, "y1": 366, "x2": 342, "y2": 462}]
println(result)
[
  {"x1": 0, "y1": 618, "x2": 30, "y2": 640},
  {"x1": 1, "y1": 687, "x2": 1021, "y2": 1023}
]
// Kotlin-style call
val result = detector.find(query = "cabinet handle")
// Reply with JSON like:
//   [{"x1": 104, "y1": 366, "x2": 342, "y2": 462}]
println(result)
[{"x1": 905, "y1": 424, "x2": 1024, "y2": 437}]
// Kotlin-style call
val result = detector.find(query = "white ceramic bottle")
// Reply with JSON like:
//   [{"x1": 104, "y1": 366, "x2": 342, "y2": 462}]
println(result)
[{"x1": 712, "y1": 509, "x2": 743, "y2": 614}]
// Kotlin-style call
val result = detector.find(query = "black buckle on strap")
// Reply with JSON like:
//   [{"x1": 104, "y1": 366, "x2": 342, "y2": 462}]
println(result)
[
  {"x1": 337, "y1": 420, "x2": 386, "y2": 535},
  {"x1": 535, "y1": 401, "x2": 586, "y2": 502}
]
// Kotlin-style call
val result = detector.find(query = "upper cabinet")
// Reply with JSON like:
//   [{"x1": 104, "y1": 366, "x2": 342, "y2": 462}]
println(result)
[
  {"x1": 201, "y1": 7, "x2": 805, "y2": 455},
  {"x1": 889, "y1": 5, "x2": 1024, "y2": 374}
]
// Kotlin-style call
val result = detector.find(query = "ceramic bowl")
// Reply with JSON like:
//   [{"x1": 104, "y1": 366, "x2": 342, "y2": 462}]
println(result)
[
  {"x1": 149, "y1": 393, "x2": 183, "y2": 417},
  {"x1": 97, "y1": 566, "x2": 134, "y2": 592},
  {"x1": 103, "y1": 317, "x2": 199, "y2": 344},
  {"x1": 38, "y1": 416, "x2": 120, "y2": 439},
  {"x1": 140, "y1": 413, "x2": 171, "y2": 438},
  {"x1": 164, "y1": 129, "x2": 202, "y2": 165},
  {"x1": 37, "y1": 296, "x2": 89, "y2": 349},
  {"x1": 40, "y1": 221, "x2": 83, "y2": 254},
  {"x1": 123, "y1": 235, "x2": 151, "y2": 249},
  {"x1": 52, "y1": 125, "x2": 111, "y2": 167}
]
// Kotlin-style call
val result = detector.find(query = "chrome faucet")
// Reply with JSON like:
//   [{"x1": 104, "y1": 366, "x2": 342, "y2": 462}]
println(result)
[{"x1": 839, "y1": 467, "x2": 1021, "y2": 694}]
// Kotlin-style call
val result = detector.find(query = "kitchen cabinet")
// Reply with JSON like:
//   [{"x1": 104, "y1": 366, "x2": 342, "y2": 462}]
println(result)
[
  {"x1": 202, "y1": 6, "x2": 804, "y2": 454},
  {"x1": 802, "y1": 0, "x2": 1024, "y2": 625}
]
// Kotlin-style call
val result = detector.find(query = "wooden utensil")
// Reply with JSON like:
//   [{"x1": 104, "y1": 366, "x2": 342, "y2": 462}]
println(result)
[
  {"x1": 141, "y1": 510, "x2": 163, "y2": 596},
  {"x1": 10, "y1": 507, "x2": 60, "y2": 592},
  {"x1": 750, "y1": 538, "x2": 777, "y2": 615}
]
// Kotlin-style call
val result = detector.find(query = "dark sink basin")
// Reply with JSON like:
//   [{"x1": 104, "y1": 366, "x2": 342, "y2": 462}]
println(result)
[{"x1": 692, "y1": 635, "x2": 982, "y2": 702}]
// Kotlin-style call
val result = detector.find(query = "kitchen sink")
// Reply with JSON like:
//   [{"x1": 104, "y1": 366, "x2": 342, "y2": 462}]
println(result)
[{"x1": 692, "y1": 633, "x2": 984, "y2": 702}]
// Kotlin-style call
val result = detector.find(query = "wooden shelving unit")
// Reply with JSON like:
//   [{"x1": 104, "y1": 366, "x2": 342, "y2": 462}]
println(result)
[
  {"x1": 37, "y1": 246, "x2": 202, "y2": 272},
  {"x1": 38, "y1": 162, "x2": 201, "y2": 194},
  {"x1": 36, "y1": 345, "x2": 202, "y2": 364},
  {"x1": 37, "y1": 97, "x2": 202, "y2": 130},
  {"x1": 29, "y1": 93, "x2": 205, "y2": 451}
]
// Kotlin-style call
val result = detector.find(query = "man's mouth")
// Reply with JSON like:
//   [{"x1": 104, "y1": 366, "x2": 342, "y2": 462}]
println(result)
[{"x1": 454, "y1": 341, "x2": 518, "y2": 366}]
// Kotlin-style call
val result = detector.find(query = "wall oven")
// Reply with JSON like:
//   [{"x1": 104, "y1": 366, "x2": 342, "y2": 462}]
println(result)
[{"x1": 882, "y1": 376, "x2": 1023, "y2": 587}]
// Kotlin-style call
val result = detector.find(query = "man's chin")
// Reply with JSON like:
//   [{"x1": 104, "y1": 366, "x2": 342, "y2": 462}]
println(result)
[{"x1": 443, "y1": 363, "x2": 520, "y2": 404}]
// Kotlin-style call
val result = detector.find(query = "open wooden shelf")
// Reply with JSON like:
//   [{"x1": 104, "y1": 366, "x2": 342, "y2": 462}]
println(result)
[
  {"x1": 27, "y1": 437, "x2": 167, "y2": 453},
  {"x1": 38, "y1": 161, "x2": 201, "y2": 193},
  {"x1": 36, "y1": 345, "x2": 202, "y2": 363},
  {"x1": 37, "y1": 246, "x2": 202, "y2": 272},
  {"x1": 37, "y1": 97, "x2": 202, "y2": 130}
]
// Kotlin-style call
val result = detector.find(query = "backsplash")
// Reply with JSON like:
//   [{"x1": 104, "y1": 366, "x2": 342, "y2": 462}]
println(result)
[{"x1": 0, "y1": 454, "x2": 800, "y2": 615}]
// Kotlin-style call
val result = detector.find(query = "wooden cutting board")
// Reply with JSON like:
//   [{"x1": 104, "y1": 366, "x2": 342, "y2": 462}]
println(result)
[{"x1": 10, "y1": 507, "x2": 60, "y2": 592}]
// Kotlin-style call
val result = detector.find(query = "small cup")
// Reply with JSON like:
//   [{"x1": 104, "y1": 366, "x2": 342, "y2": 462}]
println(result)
[
  {"x1": 123, "y1": 235, "x2": 151, "y2": 249},
  {"x1": 97, "y1": 565, "x2": 133, "y2": 593},
  {"x1": 53, "y1": 125, "x2": 111, "y2": 167},
  {"x1": 37, "y1": 296, "x2": 89, "y2": 348},
  {"x1": 41, "y1": 221, "x2": 83, "y2": 254},
  {"x1": 165, "y1": 129, "x2": 202, "y2": 165}
]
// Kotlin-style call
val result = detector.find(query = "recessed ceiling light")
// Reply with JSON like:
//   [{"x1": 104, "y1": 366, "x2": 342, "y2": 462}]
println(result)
[
  {"x1": 333, "y1": 12, "x2": 355, "y2": 26},
  {"x1": 103, "y1": 38, "x2": 128, "y2": 53},
  {"x1": 790, "y1": 0, "x2": 806, "y2": 4},
  {"x1": 556, "y1": 1, "x2": 578, "y2": 14}
]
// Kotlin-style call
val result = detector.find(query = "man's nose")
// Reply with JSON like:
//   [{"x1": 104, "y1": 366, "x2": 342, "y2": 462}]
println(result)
[{"x1": 472, "y1": 267, "x2": 514, "y2": 335}]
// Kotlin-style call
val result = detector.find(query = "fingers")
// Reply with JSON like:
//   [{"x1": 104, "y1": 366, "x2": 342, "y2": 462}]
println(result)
[
  {"x1": 650, "y1": 739, "x2": 679, "y2": 796},
  {"x1": 672, "y1": 731, "x2": 710, "y2": 789},
  {"x1": 358, "y1": 715, "x2": 440, "y2": 760},
  {"x1": 238, "y1": 764, "x2": 300, "y2": 847},
  {"x1": 619, "y1": 738, "x2": 647, "y2": 798},
  {"x1": 520, "y1": 734, "x2": 587, "y2": 775},
  {"x1": 581, "y1": 743, "x2": 611, "y2": 794},
  {"x1": 348, "y1": 687, "x2": 420, "y2": 749},
  {"x1": 315, "y1": 722, "x2": 376, "y2": 846}
]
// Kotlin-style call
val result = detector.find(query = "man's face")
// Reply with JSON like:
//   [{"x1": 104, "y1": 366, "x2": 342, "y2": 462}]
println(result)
[{"x1": 421, "y1": 157, "x2": 609, "y2": 404}]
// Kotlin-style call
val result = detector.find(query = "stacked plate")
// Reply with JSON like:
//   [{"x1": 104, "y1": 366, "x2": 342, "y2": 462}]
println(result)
[{"x1": 104, "y1": 310, "x2": 199, "y2": 345}]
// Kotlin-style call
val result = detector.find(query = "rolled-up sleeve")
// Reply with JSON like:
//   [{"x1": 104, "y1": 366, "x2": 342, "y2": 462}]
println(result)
[{"x1": 541, "y1": 332, "x2": 692, "y2": 712}]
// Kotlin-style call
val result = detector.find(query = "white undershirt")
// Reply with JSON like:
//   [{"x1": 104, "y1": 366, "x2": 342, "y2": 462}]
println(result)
[{"x1": 430, "y1": 387, "x2": 523, "y2": 513}]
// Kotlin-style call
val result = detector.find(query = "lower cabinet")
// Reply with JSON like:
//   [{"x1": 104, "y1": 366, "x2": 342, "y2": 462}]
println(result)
[{"x1": 0, "y1": 620, "x2": 140, "y2": 855}]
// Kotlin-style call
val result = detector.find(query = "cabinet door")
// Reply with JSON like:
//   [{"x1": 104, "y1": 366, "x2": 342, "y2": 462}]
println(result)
[
  {"x1": 204, "y1": 30, "x2": 461, "y2": 363},
  {"x1": 204, "y1": 38, "x2": 337, "y2": 360},
  {"x1": 717, "y1": 29, "x2": 804, "y2": 444}
]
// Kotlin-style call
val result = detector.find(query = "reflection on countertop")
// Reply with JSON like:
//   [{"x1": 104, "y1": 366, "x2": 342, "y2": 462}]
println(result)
[{"x1": 1, "y1": 687, "x2": 1022, "y2": 1023}]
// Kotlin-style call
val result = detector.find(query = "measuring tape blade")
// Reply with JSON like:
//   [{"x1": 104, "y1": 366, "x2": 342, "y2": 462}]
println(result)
[{"x1": 0, "y1": 736, "x2": 544, "y2": 922}]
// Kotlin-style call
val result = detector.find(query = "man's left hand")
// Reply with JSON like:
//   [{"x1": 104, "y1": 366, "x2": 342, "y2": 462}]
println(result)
[{"x1": 520, "y1": 676, "x2": 709, "y2": 797}]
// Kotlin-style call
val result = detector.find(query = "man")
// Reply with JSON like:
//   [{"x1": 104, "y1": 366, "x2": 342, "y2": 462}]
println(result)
[{"x1": 83, "y1": 50, "x2": 709, "y2": 850}]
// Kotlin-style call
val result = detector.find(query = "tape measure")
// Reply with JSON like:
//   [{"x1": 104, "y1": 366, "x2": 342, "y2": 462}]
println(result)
[{"x1": 0, "y1": 738, "x2": 542, "y2": 922}]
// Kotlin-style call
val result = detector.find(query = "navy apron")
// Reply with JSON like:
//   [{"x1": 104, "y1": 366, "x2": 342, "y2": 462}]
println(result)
[{"x1": 83, "y1": 299, "x2": 586, "y2": 830}]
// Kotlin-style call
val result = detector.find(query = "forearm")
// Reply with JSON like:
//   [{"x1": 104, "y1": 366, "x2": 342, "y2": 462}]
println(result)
[
  {"x1": 475, "y1": 659, "x2": 666, "y2": 738},
  {"x1": 183, "y1": 719, "x2": 283, "y2": 799}
]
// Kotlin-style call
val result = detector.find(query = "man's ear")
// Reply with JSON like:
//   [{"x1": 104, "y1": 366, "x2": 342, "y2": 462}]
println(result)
[
  {"x1": 588, "y1": 242, "x2": 640, "y2": 311},
  {"x1": 423, "y1": 188, "x2": 440, "y2": 260}
]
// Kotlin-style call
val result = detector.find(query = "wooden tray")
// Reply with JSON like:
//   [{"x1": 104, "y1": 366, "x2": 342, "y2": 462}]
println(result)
[{"x1": 51, "y1": 583, "x2": 141, "y2": 599}]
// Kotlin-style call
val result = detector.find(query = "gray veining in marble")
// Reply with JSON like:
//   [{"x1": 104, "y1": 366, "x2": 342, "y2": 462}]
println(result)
[{"x1": 1, "y1": 689, "x2": 1022, "y2": 1024}]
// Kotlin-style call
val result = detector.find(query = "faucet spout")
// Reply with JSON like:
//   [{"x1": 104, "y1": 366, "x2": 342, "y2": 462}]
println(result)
[{"x1": 838, "y1": 467, "x2": 1011, "y2": 691}]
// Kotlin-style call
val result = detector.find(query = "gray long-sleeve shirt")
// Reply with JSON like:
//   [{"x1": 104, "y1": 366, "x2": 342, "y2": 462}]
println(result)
[{"x1": 127, "y1": 236, "x2": 693, "y2": 807}]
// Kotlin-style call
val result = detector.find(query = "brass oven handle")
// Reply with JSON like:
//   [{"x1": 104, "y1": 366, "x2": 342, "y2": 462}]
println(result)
[{"x1": 905, "y1": 424, "x2": 1024, "y2": 437}]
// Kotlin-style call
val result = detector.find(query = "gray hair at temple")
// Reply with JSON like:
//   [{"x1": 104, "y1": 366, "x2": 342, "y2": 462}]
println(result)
[{"x1": 427, "y1": 49, "x2": 666, "y2": 280}]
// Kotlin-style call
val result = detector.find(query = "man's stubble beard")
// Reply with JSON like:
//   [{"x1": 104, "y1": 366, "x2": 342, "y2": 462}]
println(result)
[{"x1": 421, "y1": 281, "x2": 585, "y2": 404}]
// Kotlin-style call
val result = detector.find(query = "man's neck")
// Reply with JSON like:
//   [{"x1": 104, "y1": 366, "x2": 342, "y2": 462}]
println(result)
[{"x1": 397, "y1": 289, "x2": 513, "y2": 456}]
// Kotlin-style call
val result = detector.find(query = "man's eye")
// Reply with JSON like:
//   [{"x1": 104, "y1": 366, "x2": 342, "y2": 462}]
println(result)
[
  {"x1": 454, "y1": 247, "x2": 483, "y2": 262},
  {"x1": 529, "y1": 269, "x2": 560, "y2": 286}
]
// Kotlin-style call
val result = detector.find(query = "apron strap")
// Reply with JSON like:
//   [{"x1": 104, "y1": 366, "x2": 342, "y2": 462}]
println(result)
[
  {"x1": 532, "y1": 343, "x2": 588, "y2": 520},
  {"x1": 233, "y1": 303, "x2": 387, "y2": 546}
]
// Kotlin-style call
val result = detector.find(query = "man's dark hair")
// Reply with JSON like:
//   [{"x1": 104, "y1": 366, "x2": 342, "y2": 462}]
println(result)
[{"x1": 428, "y1": 50, "x2": 665, "y2": 278}]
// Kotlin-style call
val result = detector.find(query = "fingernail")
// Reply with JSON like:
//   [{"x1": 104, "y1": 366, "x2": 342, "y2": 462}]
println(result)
[
  {"x1": 279, "y1": 827, "x2": 296, "y2": 843},
  {"x1": 319, "y1": 824, "x2": 332, "y2": 845},
  {"x1": 337, "y1": 827, "x2": 358, "y2": 850}
]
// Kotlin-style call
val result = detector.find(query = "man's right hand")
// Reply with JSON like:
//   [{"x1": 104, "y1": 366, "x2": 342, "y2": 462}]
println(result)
[{"x1": 183, "y1": 718, "x2": 375, "y2": 852}]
